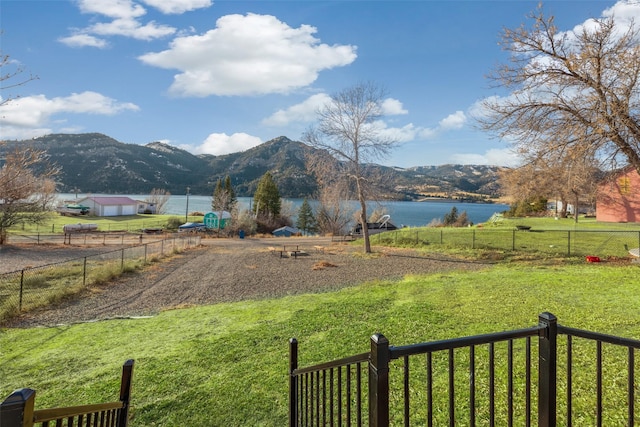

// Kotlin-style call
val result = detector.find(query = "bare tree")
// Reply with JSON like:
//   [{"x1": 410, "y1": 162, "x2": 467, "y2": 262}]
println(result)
[
  {"x1": 479, "y1": 5, "x2": 640, "y2": 176},
  {"x1": 0, "y1": 149, "x2": 58, "y2": 244},
  {"x1": 0, "y1": 46, "x2": 51, "y2": 244},
  {"x1": 1, "y1": 42, "x2": 38, "y2": 107},
  {"x1": 145, "y1": 188, "x2": 171, "y2": 214},
  {"x1": 303, "y1": 82, "x2": 398, "y2": 253},
  {"x1": 499, "y1": 148, "x2": 599, "y2": 221}
]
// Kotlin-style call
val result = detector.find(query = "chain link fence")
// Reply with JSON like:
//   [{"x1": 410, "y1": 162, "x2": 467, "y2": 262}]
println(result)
[
  {"x1": 373, "y1": 228, "x2": 640, "y2": 258},
  {"x1": 0, "y1": 235, "x2": 200, "y2": 323}
]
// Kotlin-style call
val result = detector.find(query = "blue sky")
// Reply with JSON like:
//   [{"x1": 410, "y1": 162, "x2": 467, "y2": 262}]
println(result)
[{"x1": 1, "y1": 0, "x2": 635, "y2": 168}]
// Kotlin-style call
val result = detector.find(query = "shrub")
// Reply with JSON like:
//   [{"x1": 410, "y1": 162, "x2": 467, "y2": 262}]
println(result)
[{"x1": 165, "y1": 217, "x2": 183, "y2": 230}]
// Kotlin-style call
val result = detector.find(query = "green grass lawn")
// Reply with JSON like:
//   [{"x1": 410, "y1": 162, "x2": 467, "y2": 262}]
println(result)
[
  {"x1": 7, "y1": 213, "x2": 204, "y2": 234},
  {"x1": 373, "y1": 216, "x2": 640, "y2": 259},
  {"x1": 1, "y1": 262, "x2": 639, "y2": 426}
]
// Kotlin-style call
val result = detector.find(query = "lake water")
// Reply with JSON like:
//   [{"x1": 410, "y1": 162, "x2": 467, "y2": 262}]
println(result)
[{"x1": 60, "y1": 194, "x2": 509, "y2": 227}]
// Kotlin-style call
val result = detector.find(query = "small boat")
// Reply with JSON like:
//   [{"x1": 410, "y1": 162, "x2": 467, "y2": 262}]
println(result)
[
  {"x1": 351, "y1": 214, "x2": 398, "y2": 236},
  {"x1": 178, "y1": 222, "x2": 206, "y2": 232},
  {"x1": 56, "y1": 203, "x2": 90, "y2": 216}
]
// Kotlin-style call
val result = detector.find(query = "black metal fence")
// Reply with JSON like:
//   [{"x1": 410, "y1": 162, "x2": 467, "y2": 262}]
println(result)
[
  {"x1": 0, "y1": 236, "x2": 200, "y2": 323},
  {"x1": 1, "y1": 360, "x2": 134, "y2": 427},
  {"x1": 373, "y1": 228, "x2": 640, "y2": 258},
  {"x1": 290, "y1": 313, "x2": 640, "y2": 426}
]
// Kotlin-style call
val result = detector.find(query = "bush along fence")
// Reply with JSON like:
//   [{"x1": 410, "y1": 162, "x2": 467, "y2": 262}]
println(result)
[
  {"x1": 289, "y1": 313, "x2": 640, "y2": 426},
  {"x1": 0, "y1": 235, "x2": 201, "y2": 323},
  {"x1": 1, "y1": 360, "x2": 134, "y2": 427},
  {"x1": 373, "y1": 228, "x2": 640, "y2": 258}
]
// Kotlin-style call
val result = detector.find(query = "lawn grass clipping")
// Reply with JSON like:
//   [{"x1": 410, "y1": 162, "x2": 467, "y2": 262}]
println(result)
[{"x1": 1, "y1": 263, "x2": 640, "y2": 426}]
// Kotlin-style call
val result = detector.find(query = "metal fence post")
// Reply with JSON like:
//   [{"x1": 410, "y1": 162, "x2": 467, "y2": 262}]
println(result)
[
  {"x1": 538, "y1": 312, "x2": 558, "y2": 427},
  {"x1": 567, "y1": 231, "x2": 571, "y2": 257},
  {"x1": 289, "y1": 338, "x2": 299, "y2": 427},
  {"x1": 19, "y1": 270, "x2": 24, "y2": 312},
  {"x1": 512, "y1": 229, "x2": 516, "y2": 251},
  {"x1": 121, "y1": 248, "x2": 125, "y2": 271},
  {"x1": 83, "y1": 257, "x2": 87, "y2": 287},
  {"x1": 369, "y1": 333, "x2": 390, "y2": 427},
  {"x1": 117, "y1": 360, "x2": 135, "y2": 427},
  {"x1": 1, "y1": 388, "x2": 35, "y2": 427}
]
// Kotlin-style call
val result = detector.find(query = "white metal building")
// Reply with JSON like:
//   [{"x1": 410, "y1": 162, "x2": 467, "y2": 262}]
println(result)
[{"x1": 77, "y1": 196, "x2": 139, "y2": 217}]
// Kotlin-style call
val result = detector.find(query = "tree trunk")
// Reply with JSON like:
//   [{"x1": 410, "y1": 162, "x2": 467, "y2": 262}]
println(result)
[{"x1": 357, "y1": 179, "x2": 371, "y2": 253}]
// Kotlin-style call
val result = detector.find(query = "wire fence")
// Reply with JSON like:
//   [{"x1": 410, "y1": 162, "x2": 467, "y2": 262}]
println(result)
[
  {"x1": 0, "y1": 235, "x2": 201, "y2": 323},
  {"x1": 373, "y1": 228, "x2": 640, "y2": 258}
]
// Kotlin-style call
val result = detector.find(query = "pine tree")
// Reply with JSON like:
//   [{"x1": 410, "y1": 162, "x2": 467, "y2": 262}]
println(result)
[
  {"x1": 224, "y1": 175, "x2": 237, "y2": 212},
  {"x1": 296, "y1": 198, "x2": 317, "y2": 235},
  {"x1": 253, "y1": 172, "x2": 281, "y2": 218},
  {"x1": 443, "y1": 207, "x2": 458, "y2": 226},
  {"x1": 212, "y1": 175, "x2": 236, "y2": 213}
]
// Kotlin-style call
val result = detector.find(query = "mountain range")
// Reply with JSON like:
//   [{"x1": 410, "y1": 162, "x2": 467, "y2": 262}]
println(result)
[{"x1": 0, "y1": 133, "x2": 505, "y2": 201}]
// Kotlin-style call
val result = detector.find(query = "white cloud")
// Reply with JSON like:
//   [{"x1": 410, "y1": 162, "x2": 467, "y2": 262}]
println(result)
[
  {"x1": 88, "y1": 18, "x2": 176, "y2": 40},
  {"x1": 62, "y1": 0, "x2": 178, "y2": 46},
  {"x1": 381, "y1": 98, "x2": 408, "y2": 115},
  {"x1": 193, "y1": 132, "x2": 263, "y2": 155},
  {"x1": 263, "y1": 94, "x2": 408, "y2": 128},
  {"x1": 0, "y1": 92, "x2": 139, "y2": 139},
  {"x1": 375, "y1": 122, "x2": 422, "y2": 143},
  {"x1": 141, "y1": 0, "x2": 212, "y2": 14},
  {"x1": 58, "y1": 34, "x2": 109, "y2": 48},
  {"x1": 138, "y1": 13, "x2": 357, "y2": 97},
  {"x1": 262, "y1": 93, "x2": 331, "y2": 126},
  {"x1": 439, "y1": 110, "x2": 466, "y2": 130},
  {"x1": 77, "y1": 0, "x2": 146, "y2": 20},
  {"x1": 372, "y1": 110, "x2": 466, "y2": 143},
  {"x1": 451, "y1": 148, "x2": 520, "y2": 167}
]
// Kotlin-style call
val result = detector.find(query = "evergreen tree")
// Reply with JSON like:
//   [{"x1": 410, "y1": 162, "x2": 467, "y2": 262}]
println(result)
[
  {"x1": 224, "y1": 175, "x2": 237, "y2": 212},
  {"x1": 253, "y1": 172, "x2": 281, "y2": 218},
  {"x1": 212, "y1": 175, "x2": 236, "y2": 213},
  {"x1": 296, "y1": 198, "x2": 317, "y2": 235},
  {"x1": 443, "y1": 207, "x2": 459, "y2": 226}
]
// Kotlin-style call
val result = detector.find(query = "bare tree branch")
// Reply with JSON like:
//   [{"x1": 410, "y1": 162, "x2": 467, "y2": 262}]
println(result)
[{"x1": 479, "y1": 5, "x2": 640, "y2": 175}]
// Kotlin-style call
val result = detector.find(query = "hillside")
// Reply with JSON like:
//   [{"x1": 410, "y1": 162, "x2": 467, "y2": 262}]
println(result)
[{"x1": 0, "y1": 133, "x2": 505, "y2": 200}]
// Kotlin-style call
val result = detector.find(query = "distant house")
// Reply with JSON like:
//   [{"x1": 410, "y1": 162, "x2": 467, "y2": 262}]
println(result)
[
  {"x1": 596, "y1": 166, "x2": 640, "y2": 223},
  {"x1": 77, "y1": 196, "x2": 139, "y2": 217},
  {"x1": 137, "y1": 201, "x2": 157, "y2": 214},
  {"x1": 272, "y1": 226, "x2": 301, "y2": 237}
]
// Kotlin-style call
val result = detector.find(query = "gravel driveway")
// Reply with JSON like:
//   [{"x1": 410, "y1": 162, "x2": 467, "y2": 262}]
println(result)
[{"x1": 4, "y1": 237, "x2": 488, "y2": 328}]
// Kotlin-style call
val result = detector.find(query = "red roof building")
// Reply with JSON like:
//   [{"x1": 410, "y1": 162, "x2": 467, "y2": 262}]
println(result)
[{"x1": 596, "y1": 166, "x2": 640, "y2": 223}]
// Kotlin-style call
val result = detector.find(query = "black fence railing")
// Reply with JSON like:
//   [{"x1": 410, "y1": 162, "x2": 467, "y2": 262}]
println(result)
[
  {"x1": 373, "y1": 229, "x2": 640, "y2": 258},
  {"x1": 1, "y1": 360, "x2": 134, "y2": 427},
  {"x1": 290, "y1": 313, "x2": 640, "y2": 426},
  {"x1": 0, "y1": 236, "x2": 201, "y2": 323}
]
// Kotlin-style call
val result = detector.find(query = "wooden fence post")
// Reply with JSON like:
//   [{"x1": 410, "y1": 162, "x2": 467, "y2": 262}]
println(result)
[
  {"x1": 117, "y1": 360, "x2": 135, "y2": 427},
  {"x1": 369, "y1": 333, "x2": 390, "y2": 427},
  {"x1": 289, "y1": 338, "x2": 298, "y2": 427},
  {"x1": 538, "y1": 312, "x2": 557, "y2": 427},
  {"x1": 1, "y1": 388, "x2": 35, "y2": 427}
]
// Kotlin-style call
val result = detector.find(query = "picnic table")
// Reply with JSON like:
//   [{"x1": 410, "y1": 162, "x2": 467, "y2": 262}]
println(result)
[{"x1": 269, "y1": 245, "x2": 302, "y2": 258}]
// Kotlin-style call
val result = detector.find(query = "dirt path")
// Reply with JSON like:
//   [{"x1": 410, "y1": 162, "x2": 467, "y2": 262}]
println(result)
[{"x1": 4, "y1": 237, "x2": 489, "y2": 328}]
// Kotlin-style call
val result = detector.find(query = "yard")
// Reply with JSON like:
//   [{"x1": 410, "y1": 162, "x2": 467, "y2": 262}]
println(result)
[{"x1": 1, "y1": 232, "x2": 640, "y2": 425}]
